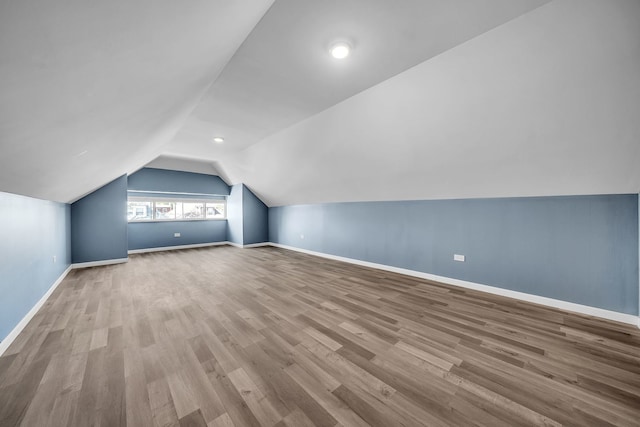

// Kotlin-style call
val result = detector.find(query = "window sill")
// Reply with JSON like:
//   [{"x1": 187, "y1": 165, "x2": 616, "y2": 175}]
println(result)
[{"x1": 128, "y1": 218, "x2": 227, "y2": 223}]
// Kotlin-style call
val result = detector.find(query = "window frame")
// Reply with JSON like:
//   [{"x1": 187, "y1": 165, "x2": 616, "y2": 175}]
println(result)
[{"x1": 127, "y1": 196, "x2": 226, "y2": 223}]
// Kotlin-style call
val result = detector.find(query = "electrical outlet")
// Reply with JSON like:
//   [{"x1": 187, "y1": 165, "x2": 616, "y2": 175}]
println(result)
[
  {"x1": 174, "y1": 232, "x2": 181, "y2": 237},
  {"x1": 454, "y1": 254, "x2": 465, "y2": 262},
  {"x1": 52, "y1": 255, "x2": 56, "y2": 263}
]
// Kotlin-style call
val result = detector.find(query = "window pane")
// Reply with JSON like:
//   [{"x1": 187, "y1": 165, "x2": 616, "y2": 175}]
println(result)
[
  {"x1": 127, "y1": 198, "x2": 223, "y2": 222},
  {"x1": 206, "y1": 202, "x2": 225, "y2": 219},
  {"x1": 154, "y1": 201, "x2": 176, "y2": 220},
  {"x1": 127, "y1": 201, "x2": 152, "y2": 221},
  {"x1": 183, "y1": 202, "x2": 204, "y2": 219}
]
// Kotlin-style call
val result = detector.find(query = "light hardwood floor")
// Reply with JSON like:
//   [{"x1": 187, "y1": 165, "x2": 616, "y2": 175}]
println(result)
[{"x1": 1, "y1": 246, "x2": 639, "y2": 426}]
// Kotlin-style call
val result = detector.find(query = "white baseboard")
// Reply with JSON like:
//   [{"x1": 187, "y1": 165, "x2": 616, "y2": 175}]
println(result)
[
  {"x1": 228, "y1": 241, "x2": 270, "y2": 249},
  {"x1": 129, "y1": 241, "x2": 268, "y2": 253},
  {"x1": 268, "y1": 243, "x2": 640, "y2": 327},
  {"x1": 0, "y1": 265, "x2": 72, "y2": 357},
  {"x1": 71, "y1": 257, "x2": 129, "y2": 269},
  {"x1": 128, "y1": 241, "x2": 228, "y2": 254},
  {"x1": 243, "y1": 242, "x2": 270, "y2": 248}
]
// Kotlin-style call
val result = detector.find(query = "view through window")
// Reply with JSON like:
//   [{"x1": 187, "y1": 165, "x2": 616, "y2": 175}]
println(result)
[{"x1": 127, "y1": 197, "x2": 226, "y2": 222}]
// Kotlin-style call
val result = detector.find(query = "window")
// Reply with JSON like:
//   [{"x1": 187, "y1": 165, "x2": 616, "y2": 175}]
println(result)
[
  {"x1": 127, "y1": 201, "x2": 153, "y2": 221},
  {"x1": 205, "y1": 201, "x2": 225, "y2": 219},
  {"x1": 127, "y1": 197, "x2": 226, "y2": 222},
  {"x1": 154, "y1": 201, "x2": 176, "y2": 220},
  {"x1": 182, "y1": 202, "x2": 204, "y2": 219}
]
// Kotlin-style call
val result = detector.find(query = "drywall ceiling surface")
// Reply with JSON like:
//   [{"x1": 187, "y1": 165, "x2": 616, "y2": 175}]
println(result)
[
  {"x1": 3, "y1": 0, "x2": 638, "y2": 206},
  {"x1": 219, "y1": 0, "x2": 640, "y2": 206},
  {"x1": 0, "y1": 0, "x2": 273, "y2": 202},
  {"x1": 163, "y1": 0, "x2": 549, "y2": 159},
  {"x1": 143, "y1": 156, "x2": 223, "y2": 179}
]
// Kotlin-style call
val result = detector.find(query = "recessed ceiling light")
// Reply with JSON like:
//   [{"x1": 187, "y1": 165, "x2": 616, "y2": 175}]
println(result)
[
  {"x1": 213, "y1": 136, "x2": 224, "y2": 144},
  {"x1": 330, "y1": 42, "x2": 351, "y2": 59}
]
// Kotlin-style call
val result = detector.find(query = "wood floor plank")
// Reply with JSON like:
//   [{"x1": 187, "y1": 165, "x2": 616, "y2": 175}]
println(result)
[
  {"x1": 0, "y1": 245, "x2": 638, "y2": 426},
  {"x1": 179, "y1": 409, "x2": 208, "y2": 427},
  {"x1": 227, "y1": 367, "x2": 283, "y2": 427},
  {"x1": 72, "y1": 347, "x2": 106, "y2": 427},
  {"x1": 208, "y1": 412, "x2": 236, "y2": 427},
  {"x1": 124, "y1": 346, "x2": 154, "y2": 427},
  {"x1": 147, "y1": 377, "x2": 180, "y2": 427},
  {"x1": 284, "y1": 362, "x2": 370, "y2": 427},
  {"x1": 100, "y1": 325, "x2": 127, "y2": 426}
]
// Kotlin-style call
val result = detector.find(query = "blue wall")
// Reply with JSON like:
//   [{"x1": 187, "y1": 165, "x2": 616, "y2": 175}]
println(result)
[
  {"x1": 128, "y1": 220, "x2": 226, "y2": 250},
  {"x1": 243, "y1": 185, "x2": 268, "y2": 245},
  {"x1": 226, "y1": 184, "x2": 268, "y2": 245},
  {"x1": 127, "y1": 168, "x2": 230, "y2": 250},
  {"x1": 227, "y1": 184, "x2": 243, "y2": 245},
  {"x1": 0, "y1": 192, "x2": 71, "y2": 342},
  {"x1": 128, "y1": 167, "x2": 229, "y2": 195},
  {"x1": 269, "y1": 194, "x2": 639, "y2": 315},
  {"x1": 71, "y1": 175, "x2": 128, "y2": 263}
]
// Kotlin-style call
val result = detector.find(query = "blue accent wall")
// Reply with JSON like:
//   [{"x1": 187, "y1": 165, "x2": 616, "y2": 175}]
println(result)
[
  {"x1": 128, "y1": 168, "x2": 229, "y2": 195},
  {"x1": 71, "y1": 175, "x2": 128, "y2": 263},
  {"x1": 127, "y1": 168, "x2": 229, "y2": 250},
  {"x1": 243, "y1": 185, "x2": 268, "y2": 245},
  {"x1": 0, "y1": 192, "x2": 71, "y2": 342},
  {"x1": 227, "y1": 184, "x2": 243, "y2": 245},
  {"x1": 226, "y1": 184, "x2": 268, "y2": 246},
  {"x1": 269, "y1": 194, "x2": 639, "y2": 315},
  {"x1": 128, "y1": 221, "x2": 226, "y2": 250}
]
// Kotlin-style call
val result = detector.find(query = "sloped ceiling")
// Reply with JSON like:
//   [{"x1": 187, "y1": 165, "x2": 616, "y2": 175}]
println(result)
[
  {"x1": 1, "y1": 0, "x2": 639, "y2": 206},
  {"x1": 220, "y1": 0, "x2": 640, "y2": 206},
  {"x1": 164, "y1": 0, "x2": 549, "y2": 158},
  {"x1": 0, "y1": 0, "x2": 273, "y2": 202}
]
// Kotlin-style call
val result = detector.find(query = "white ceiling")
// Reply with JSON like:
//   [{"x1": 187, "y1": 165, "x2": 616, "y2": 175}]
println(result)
[
  {"x1": 220, "y1": 0, "x2": 640, "y2": 206},
  {"x1": 1, "y1": 0, "x2": 638, "y2": 206},
  {"x1": 0, "y1": 0, "x2": 273, "y2": 202},
  {"x1": 164, "y1": 0, "x2": 549, "y2": 159},
  {"x1": 145, "y1": 155, "x2": 223, "y2": 178}
]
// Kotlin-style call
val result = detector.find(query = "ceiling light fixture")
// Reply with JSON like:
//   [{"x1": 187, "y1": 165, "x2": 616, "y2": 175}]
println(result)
[
  {"x1": 330, "y1": 41, "x2": 351, "y2": 59},
  {"x1": 213, "y1": 136, "x2": 224, "y2": 144}
]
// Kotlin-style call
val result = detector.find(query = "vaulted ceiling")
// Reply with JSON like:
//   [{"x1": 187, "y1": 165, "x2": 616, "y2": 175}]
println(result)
[{"x1": 1, "y1": 0, "x2": 639, "y2": 206}]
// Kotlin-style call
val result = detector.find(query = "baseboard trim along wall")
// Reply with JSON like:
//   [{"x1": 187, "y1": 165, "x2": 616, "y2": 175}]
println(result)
[
  {"x1": 244, "y1": 242, "x2": 270, "y2": 248},
  {"x1": 128, "y1": 241, "x2": 270, "y2": 253},
  {"x1": 269, "y1": 243, "x2": 640, "y2": 327},
  {"x1": 128, "y1": 241, "x2": 273, "y2": 253},
  {"x1": 128, "y1": 241, "x2": 228, "y2": 254},
  {"x1": 70, "y1": 257, "x2": 129, "y2": 269},
  {"x1": 227, "y1": 242, "x2": 271, "y2": 249},
  {"x1": 0, "y1": 265, "x2": 72, "y2": 356}
]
